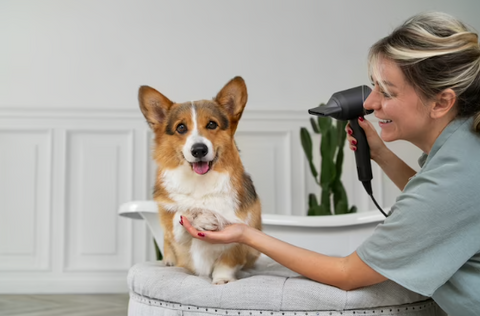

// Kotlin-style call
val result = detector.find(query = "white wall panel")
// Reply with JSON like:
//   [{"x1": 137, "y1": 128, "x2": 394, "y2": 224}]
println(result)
[
  {"x1": 64, "y1": 130, "x2": 134, "y2": 271},
  {"x1": 236, "y1": 131, "x2": 291, "y2": 215},
  {"x1": 0, "y1": 129, "x2": 51, "y2": 271}
]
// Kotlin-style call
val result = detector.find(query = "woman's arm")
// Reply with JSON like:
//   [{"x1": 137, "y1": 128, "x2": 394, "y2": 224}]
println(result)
[
  {"x1": 372, "y1": 146, "x2": 417, "y2": 191},
  {"x1": 181, "y1": 217, "x2": 387, "y2": 291}
]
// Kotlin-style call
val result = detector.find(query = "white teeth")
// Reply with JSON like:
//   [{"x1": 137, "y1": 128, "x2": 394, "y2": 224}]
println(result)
[{"x1": 380, "y1": 119, "x2": 392, "y2": 123}]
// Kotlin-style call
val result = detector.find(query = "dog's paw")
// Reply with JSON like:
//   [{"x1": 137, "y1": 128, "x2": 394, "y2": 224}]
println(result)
[
  {"x1": 163, "y1": 253, "x2": 177, "y2": 267},
  {"x1": 163, "y1": 255, "x2": 176, "y2": 267},
  {"x1": 189, "y1": 209, "x2": 222, "y2": 231},
  {"x1": 212, "y1": 264, "x2": 238, "y2": 285},
  {"x1": 212, "y1": 276, "x2": 236, "y2": 285}
]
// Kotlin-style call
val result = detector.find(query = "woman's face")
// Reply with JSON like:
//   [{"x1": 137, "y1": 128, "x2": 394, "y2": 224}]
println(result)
[{"x1": 364, "y1": 57, "x2": 433, "y2": 146}]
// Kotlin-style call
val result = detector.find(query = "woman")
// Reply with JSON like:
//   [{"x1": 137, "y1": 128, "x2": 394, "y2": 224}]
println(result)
[{"x1": 181, "y1": 12, "x2": 480, "y2": 315}]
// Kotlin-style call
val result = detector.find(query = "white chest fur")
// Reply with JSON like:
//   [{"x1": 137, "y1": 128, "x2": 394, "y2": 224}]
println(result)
[
  {"x1": 161, "y1": 164, "x2": 242, "y2": 277},
  {"x1": 160, "y1": 164, "x2": 240, "y2": 223}
]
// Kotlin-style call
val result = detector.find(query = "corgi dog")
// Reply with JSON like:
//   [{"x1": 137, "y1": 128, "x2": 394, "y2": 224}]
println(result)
[{"x1": 138, "y1": 76, "x2": 262, "y2": 284}]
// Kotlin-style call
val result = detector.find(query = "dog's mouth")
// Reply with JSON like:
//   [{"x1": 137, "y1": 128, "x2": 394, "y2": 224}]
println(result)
[
  {"x1": 191, "y1": 161, "x2": 212, "y2": 175},
  {"x1": 189, "y1": 154, "x2": 218, "y2": 175}
]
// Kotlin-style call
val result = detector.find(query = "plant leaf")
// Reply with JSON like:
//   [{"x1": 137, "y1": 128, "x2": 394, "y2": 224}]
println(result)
[
  {"x1": 320, "y1": 185, "x2": 331, "y2": 213},
  {"x1": 308, "y1": 193, "x2": 319, "y2": 208},
  {"x1": 332, "y1": 180, "x2": 348, "y2": 210},
  {"x1": 328, "y1": 125, "x2": 338, "y2": 160},
  {"x1": 308, "y1": 204, "x2": 331, "y2": 216},
  {"x1": 320, "y1": 130, "x2": 336, "y2": 186},
  {"x1": 300, "y1": 128, "x2": 319, "y2": 183},
  {"x1": 310, "y1": 118, "x2": 320, "y2": 134},
  {"x1": 334, "y1": 200, "x2": 348, "y2": 215},
  {"x1": 317, "y1": 116, "x2": 332, "y2": 134},
  {"x1": 300, "y1": 127, "x2": 313, "y2": 160},
  {"x1": 336, "y1": 120, "x2": 347, "y2": 148}
]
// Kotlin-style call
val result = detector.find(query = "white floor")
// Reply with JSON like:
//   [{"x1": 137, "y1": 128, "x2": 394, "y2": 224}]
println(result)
[{"x1": 0, "y1": 294, "x2": 129, "y2": 316}]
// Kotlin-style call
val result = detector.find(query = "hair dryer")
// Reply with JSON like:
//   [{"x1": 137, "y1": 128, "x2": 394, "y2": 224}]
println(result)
[{"x1": 308, "y1": 85, "x2": 387, "y2": 217}]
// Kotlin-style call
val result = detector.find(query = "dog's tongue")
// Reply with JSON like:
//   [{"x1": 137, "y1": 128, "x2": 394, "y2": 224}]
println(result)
[{"x1": 193, "y1": 161, "x2": 209, "y2": 175}]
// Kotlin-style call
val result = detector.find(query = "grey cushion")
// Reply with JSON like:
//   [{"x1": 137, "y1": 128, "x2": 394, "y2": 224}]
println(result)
[{"x1": 127, "y1": 255, "x2": 446, "y2": 316}]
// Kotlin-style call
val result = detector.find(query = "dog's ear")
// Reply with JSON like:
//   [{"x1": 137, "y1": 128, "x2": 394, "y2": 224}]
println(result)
[
  {"x1": 215, "y1": 76, "x2": 248, "y2": 133},
  {"x1": 138, "y1": 86, "x2": 173, "y2": 129}
]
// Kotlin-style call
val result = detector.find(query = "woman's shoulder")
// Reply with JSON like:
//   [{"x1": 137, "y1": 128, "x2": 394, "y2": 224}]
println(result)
[{"x1": 422, "y1": 117, "x2": 480, "y2": 172}]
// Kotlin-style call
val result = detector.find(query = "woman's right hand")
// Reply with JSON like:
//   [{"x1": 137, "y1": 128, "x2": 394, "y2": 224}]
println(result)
[{"x1": 346, "y1": 117, "x2": 387, "y2": 161}]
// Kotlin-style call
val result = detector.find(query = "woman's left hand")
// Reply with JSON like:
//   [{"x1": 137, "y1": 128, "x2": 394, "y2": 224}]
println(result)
[{"x1": 180, "y1": 216, "x2": 248, "y2": 244}]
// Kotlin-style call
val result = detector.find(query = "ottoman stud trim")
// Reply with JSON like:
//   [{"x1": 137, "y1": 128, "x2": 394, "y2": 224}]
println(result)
[{"x1": 129, "y1": 292, "x2": 441, "y2": 315}]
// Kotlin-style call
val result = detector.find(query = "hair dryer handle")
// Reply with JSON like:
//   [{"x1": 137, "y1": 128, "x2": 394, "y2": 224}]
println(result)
[{"x1": 349, "y1": 118, "x2": 373, "y2": 185}]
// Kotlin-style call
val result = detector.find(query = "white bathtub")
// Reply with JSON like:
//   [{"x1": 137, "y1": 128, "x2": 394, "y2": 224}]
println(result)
[{"x1": 118, "y1": 200, "x2": 386, "y2": 257}]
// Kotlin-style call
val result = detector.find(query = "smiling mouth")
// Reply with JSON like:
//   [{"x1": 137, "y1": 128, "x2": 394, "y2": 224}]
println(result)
[
  {"x1": 379, "y1": 119, "x2": 393, "y2": 124},
  {"x1": 190, "y1": 161, "x2": 213, "y2": 175}
]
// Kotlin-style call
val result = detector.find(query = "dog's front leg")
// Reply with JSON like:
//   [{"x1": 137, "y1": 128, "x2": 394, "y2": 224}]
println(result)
[
  {"x1": 162, "y1": 237, "x2": 177, "y2": 266},
  {"x1": 211, "y1": 245, "x2": 245, "y2": 284},
  {"x1": 159, "y1": 209, "x2": 182, "y2": 266}
]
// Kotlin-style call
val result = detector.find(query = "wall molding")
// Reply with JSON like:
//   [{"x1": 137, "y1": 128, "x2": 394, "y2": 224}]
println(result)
[{"x1": 0, "y1": 108, "x2": 310, "y2": 121}]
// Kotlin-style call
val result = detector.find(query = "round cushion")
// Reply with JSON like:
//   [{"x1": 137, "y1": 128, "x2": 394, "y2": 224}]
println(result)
[{"x1": 127, "y1": 255, "x2": 446, "y2": 316}]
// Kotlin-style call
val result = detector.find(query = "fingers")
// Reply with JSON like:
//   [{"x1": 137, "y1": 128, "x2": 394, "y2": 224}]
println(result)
[
  {"x1": 346, "y1": 117, "x2": 377, "y2": 152},
  {"x1": 180, "y1": 216, "x2": 204, "y2": 238},
  {"x1": 346, "y1": 123, "x2": 357, "y2": 152},
  {"x1": 180, "y1": 215, "x2": 232, "y2": 244},
  {"x1": 358, "y1": 116, "x2": 376, "y2": 136}
]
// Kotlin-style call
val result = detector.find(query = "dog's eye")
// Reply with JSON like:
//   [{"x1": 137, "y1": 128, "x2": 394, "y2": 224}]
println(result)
[
  {"x1": 176, "y1": 124, "x2": 187, "y2": 134},
  {"x1": 206, "y1": 121, "x2": 218, "y2": 130}
]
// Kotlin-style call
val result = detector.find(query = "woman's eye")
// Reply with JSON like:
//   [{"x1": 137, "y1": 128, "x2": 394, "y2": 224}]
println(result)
[
  {"x1": 207, "y1": 121, "x2": 218, "y2": 130},
  {"x1": 176, "y1": 124, "x2": 187, "y2": 134},
  {"x1": 379, "y1": 89, "x2": 392, "y2": 99}
]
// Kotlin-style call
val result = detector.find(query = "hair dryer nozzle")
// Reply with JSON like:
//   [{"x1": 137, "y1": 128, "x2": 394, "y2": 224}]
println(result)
[{"x1": 308, "y1": 104, "x2": 342, "y2": 117}]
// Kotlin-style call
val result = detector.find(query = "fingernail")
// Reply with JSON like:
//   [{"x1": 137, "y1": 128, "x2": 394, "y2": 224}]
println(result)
[
  {"x1": 179, "y1": 216, "x2": 183, "y2": 225},
  {"x1": 352, "y1": 140, "x2": 357, "y2": 145},
  {"x1": 198, "y1": 232, "x2": 205, "y2": 237},
  {"x1": 359, "y1": 117, "x2": 364, "y2": 122},
  {"x1": 347, "y1": 129, "x2": 353, "y2": 135},
  {"x1": 353, "y1": 147, "x2": 357, "y2": 151}
]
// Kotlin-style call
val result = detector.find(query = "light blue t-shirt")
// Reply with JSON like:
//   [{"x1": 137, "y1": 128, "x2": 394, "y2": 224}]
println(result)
[{"x1": 357, "y1": 117, "x2": 480, "y2": 316}]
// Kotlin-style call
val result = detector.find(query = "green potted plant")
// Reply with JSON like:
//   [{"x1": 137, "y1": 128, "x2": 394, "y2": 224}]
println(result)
[{"x1": 300, "y1": 103, "x2": 357, "y2": 216}]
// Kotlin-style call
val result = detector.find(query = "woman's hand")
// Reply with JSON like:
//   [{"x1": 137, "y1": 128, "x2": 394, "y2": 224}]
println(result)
[
  {"x1": 346, "y1": 117, "x2": 416, "y2": 190},
  {"x1": 346, "y1": 117, "x2": 387, "y2": 161},
  {"x1": 180, "y1": 215, "x2": 248, "y2": 244}
]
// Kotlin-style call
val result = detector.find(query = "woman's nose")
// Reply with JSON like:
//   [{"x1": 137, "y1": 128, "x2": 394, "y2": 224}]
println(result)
[{"x1": 364, "y1": 90, "x2": 381, "y2": 111}]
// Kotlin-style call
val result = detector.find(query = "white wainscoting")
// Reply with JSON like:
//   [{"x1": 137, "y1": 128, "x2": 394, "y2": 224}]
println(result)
[
  {"x1": 0, "y1": 108, "x2": 405, "y2": 293},
  {"x1": 0, "y1": 129, "x2": 52, "y2": 272}
]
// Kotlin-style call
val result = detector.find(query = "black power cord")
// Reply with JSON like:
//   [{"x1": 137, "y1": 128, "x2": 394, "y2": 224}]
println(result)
[{"x1": 362, "y1": 181, "x2": 388, "y2": 217}]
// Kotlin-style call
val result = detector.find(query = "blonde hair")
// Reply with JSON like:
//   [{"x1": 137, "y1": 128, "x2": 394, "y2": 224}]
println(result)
[{"x1": 368, "y1": 11, "x2": 480, "y2": 132}]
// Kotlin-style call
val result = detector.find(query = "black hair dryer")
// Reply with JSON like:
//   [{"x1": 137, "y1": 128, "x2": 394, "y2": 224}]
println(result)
[{"x1": 308, "y1": 85, "x2": 388, "y2": 217}]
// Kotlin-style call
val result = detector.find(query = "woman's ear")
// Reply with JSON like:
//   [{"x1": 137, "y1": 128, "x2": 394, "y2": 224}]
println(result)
[{"x1": 431, "y1": 88, "x2": 456, "y2": 119}]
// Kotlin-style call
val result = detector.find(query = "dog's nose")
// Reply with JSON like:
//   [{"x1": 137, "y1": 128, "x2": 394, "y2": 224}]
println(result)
[{"x1": 191, "y1": 143, "x2": 208, "y2": 158}]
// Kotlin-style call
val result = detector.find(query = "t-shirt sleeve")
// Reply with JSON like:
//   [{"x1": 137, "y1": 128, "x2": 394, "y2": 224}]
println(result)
[{"x1": 357, "y1": 157, "x2": 480, "y2": 296}]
